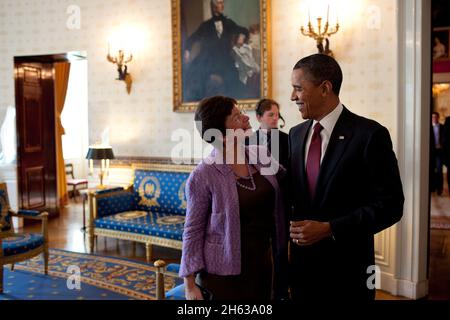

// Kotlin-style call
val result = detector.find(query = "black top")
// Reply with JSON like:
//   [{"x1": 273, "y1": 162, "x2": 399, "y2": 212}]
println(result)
[
  {"x1": 197, "y1": 170, "x2": 275, "y2": 300},
  {"x1": 245, "y1": 129, "x2": 289, "y2": 170}
]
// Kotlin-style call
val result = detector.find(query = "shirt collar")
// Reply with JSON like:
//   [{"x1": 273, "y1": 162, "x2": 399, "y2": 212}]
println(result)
[{"x1": 312, "y1": 102, "x2": 343, "y2": 135}]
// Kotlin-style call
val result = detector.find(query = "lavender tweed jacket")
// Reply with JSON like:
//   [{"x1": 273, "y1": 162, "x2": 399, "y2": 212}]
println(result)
[{"x1": 179, "y1": 145, "x2": 288, "y2": 278}]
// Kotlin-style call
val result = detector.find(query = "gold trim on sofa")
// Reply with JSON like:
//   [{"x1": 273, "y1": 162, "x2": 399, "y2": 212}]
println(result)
[{"x1": 131, "y1": 163, "x2": 195, "y2": 173}]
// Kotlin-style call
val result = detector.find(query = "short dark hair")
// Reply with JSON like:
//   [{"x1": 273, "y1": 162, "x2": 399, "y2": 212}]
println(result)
[
  {"x1": 255, "y1": 98, "x2": 285, "y2": 128},
  {"x1": 293, "y1": 54, "x2": 343, "y2": 95},
  {"x1": 432, "y1": 111, "x2": 440, "y2": 117},
  {"x1": 195, "y1": 96, "x2": 236, "y2": 144}
]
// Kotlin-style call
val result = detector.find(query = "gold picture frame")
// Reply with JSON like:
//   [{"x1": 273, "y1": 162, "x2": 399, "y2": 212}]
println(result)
[
  {"x1": 171, "y1": 0, "x2": 271, "y2": 112},
  {"x1": 433, "y1": 27, "x2": 450, "y2": 60}
]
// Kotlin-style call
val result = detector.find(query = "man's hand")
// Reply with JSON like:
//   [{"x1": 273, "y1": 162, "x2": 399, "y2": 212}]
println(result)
[{"x1": 290, "y1": 220, "x2": 332, "y2": 246}]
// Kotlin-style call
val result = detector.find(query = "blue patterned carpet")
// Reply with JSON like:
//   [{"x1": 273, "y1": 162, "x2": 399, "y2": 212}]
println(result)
[{"x1": 1, "y1": 249, "x2": 181, "y2": 300}]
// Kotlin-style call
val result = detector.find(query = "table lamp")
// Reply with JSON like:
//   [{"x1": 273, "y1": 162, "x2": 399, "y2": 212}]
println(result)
[{"x1": 86, "y1": 146, "x2": 115, "y2": 188}]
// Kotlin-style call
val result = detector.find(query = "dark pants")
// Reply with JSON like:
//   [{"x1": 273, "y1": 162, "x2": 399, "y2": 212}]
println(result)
[{"x1": 432, "y1": 148, "x2": 444, "y2": 194}]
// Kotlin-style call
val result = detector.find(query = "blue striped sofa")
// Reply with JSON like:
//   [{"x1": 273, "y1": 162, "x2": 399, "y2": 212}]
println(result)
[{"x1": 87, "y1": 164, "x2": 194, "y2": 262}]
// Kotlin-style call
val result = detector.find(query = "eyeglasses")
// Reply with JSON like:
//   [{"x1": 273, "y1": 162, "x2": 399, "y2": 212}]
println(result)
[{"x1": 234, "y1": 109, "x2": 247, "y2": 122}]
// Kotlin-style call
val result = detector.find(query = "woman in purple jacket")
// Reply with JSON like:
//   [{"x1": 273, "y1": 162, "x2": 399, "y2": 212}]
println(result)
[{"x1": 179, "y1": 96, "x2": 288, "y2": 300}]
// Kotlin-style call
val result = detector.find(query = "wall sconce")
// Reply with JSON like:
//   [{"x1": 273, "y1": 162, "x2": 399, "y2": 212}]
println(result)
[
  {"x1": 107, "y1": 44, "x2": 133, "y2": 94},
  {"x1": 86, "y1": 146, "x2": 115, "y2": 189},
  {"x1": 300, "y1": 5, "x2": 339, "y2": 57}
]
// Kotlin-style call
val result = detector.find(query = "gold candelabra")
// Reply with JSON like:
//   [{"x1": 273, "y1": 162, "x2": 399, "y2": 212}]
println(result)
[{"x1": 300, "y1": 6, "x2": 339, "y2": 57}]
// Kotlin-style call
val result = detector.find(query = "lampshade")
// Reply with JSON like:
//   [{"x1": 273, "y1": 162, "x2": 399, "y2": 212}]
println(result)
[{"x1": 85, "y1": 146, "x2": 115, "y2": 160}]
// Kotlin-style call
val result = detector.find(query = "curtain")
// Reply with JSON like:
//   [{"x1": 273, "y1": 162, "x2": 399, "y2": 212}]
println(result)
[
  {"x1": 0, "y1": 106, "x2": 16, "y2": 164},
  {"x1": 54, "y1": 62, "x2": 71, "y2": 207}
]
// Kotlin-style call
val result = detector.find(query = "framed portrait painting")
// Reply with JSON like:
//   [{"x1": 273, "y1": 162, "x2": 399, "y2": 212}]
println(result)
[
  {"x1": 171, "y1": 0, "x2": 271, "y2": 112},
  {"x1": 433, "y1": 27, "x2": 450, "y2": 60}
]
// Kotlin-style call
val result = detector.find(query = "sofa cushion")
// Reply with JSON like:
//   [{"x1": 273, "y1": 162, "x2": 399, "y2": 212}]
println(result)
[
  {"x1": 166, "y1": 283, "x2": 186, "y2": 300},
  {"x1": 94, "y1": 210, "x2": 185, "y2": 241},
  {"x1": 96, "y1": 193, "x2": 136, "y2": 218},
  {"x1": 166, "y1": 263, "x2": 180, "y2": 274},
  {"x1": 133, "y1": 170, "x2": 189, "y2": 216},
  {"x1": 2, "y1": 233, "x2": 44, "y2": 256}
]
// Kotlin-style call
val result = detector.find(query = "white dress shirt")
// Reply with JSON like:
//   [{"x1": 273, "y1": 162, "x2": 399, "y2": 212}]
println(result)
[
  {"x1": 258, "y1": 128, "x2": 268, "y2": 146},
  {"x1": 304, "y1": 103, "x2": 344, "y2": 168}
]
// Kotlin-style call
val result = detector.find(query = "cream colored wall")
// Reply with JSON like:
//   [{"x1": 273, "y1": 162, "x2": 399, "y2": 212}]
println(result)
[
  {"x1": 273, "y1": 0, "x2": 398, "y2": 144},
  {"x1": 0, "y1": 0, "x2": 398, "y2": 158}
]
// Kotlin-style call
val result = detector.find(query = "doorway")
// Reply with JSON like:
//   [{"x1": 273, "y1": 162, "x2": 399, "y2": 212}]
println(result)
[
  {"x1": 14, "y1": 52, "x2": 88, "y2": 222},
  {"x1": 428, "y1": 0, "x2": 450, "y2": 300}
]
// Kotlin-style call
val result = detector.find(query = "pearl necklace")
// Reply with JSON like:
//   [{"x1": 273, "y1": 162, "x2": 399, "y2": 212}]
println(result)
[{"x1": 234, "y1": 163, "x2": 256, "y2": 191}]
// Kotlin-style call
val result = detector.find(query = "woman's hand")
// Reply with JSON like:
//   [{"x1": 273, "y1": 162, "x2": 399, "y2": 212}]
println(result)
[
  {"x1": 184, "y1": 275, "x2": 204, "y2": 300},
  {"x1": 185, "y1": 285, "x2": 204, "y2": 300}
]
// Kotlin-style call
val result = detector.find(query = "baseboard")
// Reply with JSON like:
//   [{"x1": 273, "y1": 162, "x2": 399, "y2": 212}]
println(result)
[{"x1": 380, "y1": 271, "x2": 428, "y2": 299}]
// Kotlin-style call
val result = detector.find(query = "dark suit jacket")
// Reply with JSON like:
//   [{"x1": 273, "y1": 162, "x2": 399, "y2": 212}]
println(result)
[
  {"x1": 442, "y1": 118, "x2": 450, "y2": 164},
  {"x1": 288, "y1": 107, "x2": 404, "y2": 300},
  {"x1": 246, "y1": 129, "x2": 289, "y2": 170}
]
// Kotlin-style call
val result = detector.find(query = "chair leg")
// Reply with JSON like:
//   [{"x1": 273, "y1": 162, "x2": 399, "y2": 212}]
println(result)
[
  {"x1": 73, "y1": 186, "x2": 78, "y2": 203},
  {"x1": 10, "y1": 264, "x2": 14, "y2": 271},
  {"x1": 145, "y1": 243, "x2": 153, "y2": 263},
  {"x1": 44, "y1": 247, "x2": 49, "y2": 275}
]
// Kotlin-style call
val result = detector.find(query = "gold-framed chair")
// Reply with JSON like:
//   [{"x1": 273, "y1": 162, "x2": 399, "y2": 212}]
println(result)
[{"x1": 0, "y1": 182, "x2": 49, "y2": 294}]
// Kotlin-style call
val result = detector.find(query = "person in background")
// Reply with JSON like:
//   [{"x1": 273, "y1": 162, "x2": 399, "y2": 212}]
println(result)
[
  {"x1": 442, "y1": 115, "x2": 450, "y2": 196},
  {"x1": 431, "y1": 111, "x2": 444, "y2": 195},
  {"x1": 246, "y1": 98, "x2": 288, "y2": 170}
]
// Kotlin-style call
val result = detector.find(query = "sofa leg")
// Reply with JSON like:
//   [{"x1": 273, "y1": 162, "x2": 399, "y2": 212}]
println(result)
[{"x1": 145, "y1": 243, "x2": 153, "y2": 263}]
